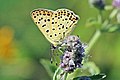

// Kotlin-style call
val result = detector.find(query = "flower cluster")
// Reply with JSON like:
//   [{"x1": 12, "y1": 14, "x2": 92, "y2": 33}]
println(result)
[
  {"x1": 112, "y1": 0, "x2": 120, "y2": 8},
  {"x1": 112, "y1": 0, "x2": 120, "y2": 23},
  {"x1": 60, "y1": 35, "x2": 86, "y2": 73}
]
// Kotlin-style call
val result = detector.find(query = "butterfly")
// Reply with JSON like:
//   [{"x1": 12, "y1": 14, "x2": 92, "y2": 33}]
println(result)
[{"x1": 31, "y1": 8, "x2": 79, "y2": 47}]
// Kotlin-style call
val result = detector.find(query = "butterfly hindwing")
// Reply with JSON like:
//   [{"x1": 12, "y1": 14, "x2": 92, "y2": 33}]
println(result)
[{"x1": 31, "y1": 8, "x2": 79, "y2": 46}]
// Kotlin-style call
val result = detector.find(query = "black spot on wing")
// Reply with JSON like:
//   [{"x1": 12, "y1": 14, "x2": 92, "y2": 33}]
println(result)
[
  {"x1": 75, "y1": 17, "x2": 79, "y2": 20},
  {"x1": 44, "y1": 19, "x2": 46, "y2": 22},
  {"x1": 42, "y1": 24, "x2": 46, "y2": 27},
  {"x1": 47, "y1": 19, "x2": 50, "y2": 21},
  {"x1": 65, "y1": 18, "x2": 67, "y2": 20},
  {"x1": 47, "y1": 14, "x2": 50, "y2": 16},
  {"x1": 38, "y1": 22, "x2": 40, "y2": 24},
  {"x1": 46, "y1": 30, "x2": 49, "y2": 33},
  {"x1": 37, "y1": 14, "x2": 39, "y2": 16},
  {"x1": 59, "y1": 28, "x2": 61, "y2": 30},
  {"x1": 52, "y1": 28, "x2": 55, "y2": 30},
  {"x1": 66, "y1": 27, "x2": 68, "y2": 29},
  {"x1": 50, "y1": 35, "x2": 52, "y2": 37},
  {"x1": 34, "y1": 16, "x2": 36, "y2": 18},
  {"x1": 62, "y1": 25, "x2": 64, "y2": 28},
  {"x1": 55, "y1": 34, "x2": 57, "y2": 36}
]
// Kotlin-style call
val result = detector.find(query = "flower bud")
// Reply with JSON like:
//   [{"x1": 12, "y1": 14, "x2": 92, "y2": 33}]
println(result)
[{"x1": 89, "y1": 0, "x2": 105, "y2": 10}]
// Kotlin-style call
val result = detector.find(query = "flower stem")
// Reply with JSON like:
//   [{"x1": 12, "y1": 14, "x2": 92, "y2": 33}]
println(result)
[
  {"x1": 85, "y1": 10, "x2": 102, "y2": 53},
  {"x1": 86, "y1": 29, "x2": 101, "y2": 54},
  {"x1": 98, "y1": 10, "x2": 103, "y2": 23},
  {"x1": 53, "y1": 66, "x2": 61, "y2": 80},
  {"x1": 63, "y1": 72, "x2": 68, "y2": 80}
]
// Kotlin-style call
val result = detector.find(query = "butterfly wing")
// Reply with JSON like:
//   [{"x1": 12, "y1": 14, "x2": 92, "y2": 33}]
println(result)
[
  {"x1": 31, "y1": 8, "x2": 79, "y2": 46},
  {"x1": 55, "y1": 9, "x2": 79, "y2": 40}
]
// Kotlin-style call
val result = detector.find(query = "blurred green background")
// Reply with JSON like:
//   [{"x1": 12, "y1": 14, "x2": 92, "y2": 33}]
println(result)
[{"x1": 0, "y1": 0, "x2": 120, "y2": 80}]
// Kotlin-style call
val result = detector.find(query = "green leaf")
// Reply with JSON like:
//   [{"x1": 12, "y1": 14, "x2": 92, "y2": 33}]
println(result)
[
  {"x1": 104, "y1": 5, "x2": 113, "y2": 10},
  {"x1": 90, "y1": 74, "x2": 106, "y2": 80},
  {"x1": 82, "y1": 61, "x2": 100, "y2": 75},
  {"x1": 40, "y1": 59, "x2": 57, "y2": 78},
  {"x1": 109, "y1": 9, "x2": 118, "y2": 19},
  {"x1": 73, "y1": 74, "x2": 106, "y2": 80},
  {"x1": 86, "y1": 18, "x2": 101, "y2": 28},
  {"x1": 108, "y1": 24, "x2": 120, "y2": 32},
  {"x1": 66, "y1": 61, "x2": 100, "y2": 80},
  {"x1": 117, "y1": 13, "x2": 120, "y2": 23},
  {"x1": 102, "y1": 24, "x2": 120, "y2": 33},
  {"x1": 73, "y1": 76, "x2": 91, "y2": 80},
  {"x1": 67, "y1": 61, "x2": 100, "y2": 80}
]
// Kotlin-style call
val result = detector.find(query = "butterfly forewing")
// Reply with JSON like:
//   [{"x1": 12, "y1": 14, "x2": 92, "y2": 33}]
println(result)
[{"x1": 31, "y1": 8, "x2": 79, "y2": 46}]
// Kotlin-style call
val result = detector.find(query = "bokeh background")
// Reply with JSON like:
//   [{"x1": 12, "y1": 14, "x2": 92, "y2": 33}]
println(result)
[{"x1": 0, "y1": 0, "x2": 120, "y2": 80}]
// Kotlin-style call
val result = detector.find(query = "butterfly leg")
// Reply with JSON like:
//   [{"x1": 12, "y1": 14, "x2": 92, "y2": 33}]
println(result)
[
  {"x1": 50, "y1": 44, "x2": 58, "y2": 65},
  {"x1": 50, "y1": 50, "x2": 53, "y2": 64},
  {"x1": 57, "y1": 45, "x2": 64, "y2": 55}
]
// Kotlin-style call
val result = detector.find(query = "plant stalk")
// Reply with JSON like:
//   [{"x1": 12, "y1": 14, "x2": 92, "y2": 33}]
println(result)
[
  {"x1": 53, "y1": 66, "x2": 61, "y2": 80},
  {"x1": 63, "y1": 72, "x2": 68, "y2": 80},
  {"x1": 86, "y1": 29, "x2": 101, "y2": 54}
]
